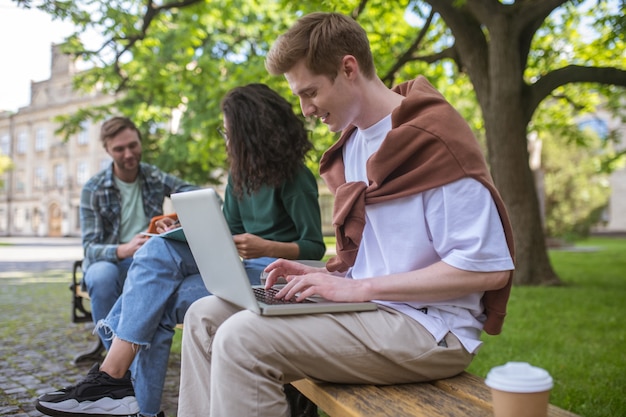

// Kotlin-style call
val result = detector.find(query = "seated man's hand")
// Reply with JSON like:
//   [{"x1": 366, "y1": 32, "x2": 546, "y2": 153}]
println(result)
[
  {"x1": 155, "y1": 217, "x2": 179, "y2": 233},
  {"x1": 117, "y1": 234, "x2": 150, "y2": 259},
  {"x1": 276, "y1": 272, "x2": 368, "y2": 303}
]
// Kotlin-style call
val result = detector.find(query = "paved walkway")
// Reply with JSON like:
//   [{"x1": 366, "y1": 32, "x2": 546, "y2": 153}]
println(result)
[{"x1": 0, "y1": 237, "x2": 181, "y2": 417}]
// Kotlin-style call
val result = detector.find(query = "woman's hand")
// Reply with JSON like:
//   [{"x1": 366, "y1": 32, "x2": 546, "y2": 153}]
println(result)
[{"x1": 233, "y1": 233, "x2": 270, "y2": 259}]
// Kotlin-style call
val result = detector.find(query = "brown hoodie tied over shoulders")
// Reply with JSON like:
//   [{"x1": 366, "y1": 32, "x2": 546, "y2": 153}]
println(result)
[{"x1": 319, "y1": 76, "x2": 515, "y2": 335}]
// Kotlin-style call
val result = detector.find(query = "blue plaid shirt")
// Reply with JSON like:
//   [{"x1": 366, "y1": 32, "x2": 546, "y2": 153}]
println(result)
[{"x1": 80, "y1": 162, "x2": 198, "y2": 269}]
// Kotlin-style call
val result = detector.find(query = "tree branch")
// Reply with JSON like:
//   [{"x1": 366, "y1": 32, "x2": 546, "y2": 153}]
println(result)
[
  {"x1": 550, "y1": 92, "x2": 587, "y2": 112},
  {"x1": 153, "y1": 0, "x2": 203, "y2": 12},
  {"x1": 380, "y1": 9, "x2": 436, "y2": 86},
  {"x1": 511, "y1": 0, "x2": 569, "y2": 72},
  {"x1": 509, "y1": 0, "x2": 569, "y2": 25},
  {"x1": 527, "y1": 65, "x2": 626, "y2": 120},
  {"x1": 426, "y1": 0, "x2": 490, "y2": 98},
  {"x1": 381, "y1": 47, "x2": 459, "y2": 86},
  {"x1": 351, "y1": 0, "x2": 370, "y2": 19},
  {"x1": 110, "y1": 0, "x2": 203, "y2": 90}
]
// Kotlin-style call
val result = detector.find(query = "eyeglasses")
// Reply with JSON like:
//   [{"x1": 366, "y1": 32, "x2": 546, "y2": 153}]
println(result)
[{"x1": 217, "y1": 127, "x2": 229, "y2": 142}]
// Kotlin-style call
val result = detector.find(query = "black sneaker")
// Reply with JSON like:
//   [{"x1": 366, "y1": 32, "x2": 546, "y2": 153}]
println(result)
[{"x1": 35, "y1": 363, "x2": 139, "y2": 416}]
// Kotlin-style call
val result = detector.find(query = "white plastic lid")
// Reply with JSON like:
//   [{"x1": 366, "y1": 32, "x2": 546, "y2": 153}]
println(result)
[{"x1": 485, "y1": 362, "x2": 553, "y2": 393}]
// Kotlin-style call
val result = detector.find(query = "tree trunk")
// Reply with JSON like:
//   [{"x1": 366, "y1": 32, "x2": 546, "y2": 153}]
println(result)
[
  {"x1": 480, "y1": 21, "x2": 561, "y2": 286},
  {"x1": 484, "y1": 110, "x2": 561, "y2": 286}
]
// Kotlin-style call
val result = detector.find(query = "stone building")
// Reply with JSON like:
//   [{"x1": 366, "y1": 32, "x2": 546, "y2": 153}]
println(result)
[{"x1": 0, "y1": 44, "x2": 114, "y2": 237}]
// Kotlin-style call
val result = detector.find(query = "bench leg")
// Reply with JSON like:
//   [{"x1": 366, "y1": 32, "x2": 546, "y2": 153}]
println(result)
[
  {"x1": 74, "y1": 338, "x2": 106, "y2": 365},
  {"x1": 72, "y1": 294, "x2": 93, "y2": 323},
  {"x1": 70, "y1": 260, "x2": 94, "y2": 324},
  {"x1": 285, "y1": 383, "x2": 318, "y2": 417}
]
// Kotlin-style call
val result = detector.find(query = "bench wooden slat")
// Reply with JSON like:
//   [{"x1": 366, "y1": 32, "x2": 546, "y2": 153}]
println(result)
[
  {"x1": 292, "y1": 375, "x2": 492, "y2": 417},
  {"x1": 432, "y1": 372, "x2": 492, "y2": 408},
  {"x1": 376, "y1": 383, "x2": 492, "y2": 417},
  {"x1": 291, "y1": 371, "x2": 580, "y2": 417},
  {"x1": 291, "y1": 382, "x2": 388, "y2": 417}
]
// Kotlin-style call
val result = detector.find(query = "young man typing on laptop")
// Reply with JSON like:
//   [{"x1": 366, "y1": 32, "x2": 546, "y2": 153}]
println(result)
[{"x1": 178, "y1": 12, "x2": 515, "y2": 417}]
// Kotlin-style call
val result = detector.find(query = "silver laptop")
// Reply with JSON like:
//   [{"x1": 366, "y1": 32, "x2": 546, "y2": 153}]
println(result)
[{"x1": 171, "y1": 188, "x2": 377, "y2": 315}]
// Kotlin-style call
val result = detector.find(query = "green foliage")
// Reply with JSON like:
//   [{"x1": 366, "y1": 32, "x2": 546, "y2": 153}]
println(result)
[
  {"x1": 542, "y1": 127, "x2": 613, "y2": 239},
  {"x1": 31, "y1": 0, "x2": 626, "y2": 231},
  {"x1": 531, "y1": 97, "x2": 622, "y2": 239}
]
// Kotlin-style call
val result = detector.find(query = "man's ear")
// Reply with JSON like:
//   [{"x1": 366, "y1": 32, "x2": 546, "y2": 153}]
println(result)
[{"x1": 341, "y1": 55, "x2": 359, "y2": 79}]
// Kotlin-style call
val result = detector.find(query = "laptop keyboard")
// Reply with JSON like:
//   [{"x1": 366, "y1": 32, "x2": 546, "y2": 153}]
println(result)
[{"x1": 253, "y1": 287, "x2": 314, "y2": 305}]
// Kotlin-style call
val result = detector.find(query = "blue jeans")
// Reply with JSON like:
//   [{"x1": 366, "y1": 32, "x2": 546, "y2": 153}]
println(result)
[
  {"x1": 83, "y1": 257, "x2": 133, "y2": 342},
  {"x1": 98, "y1": 236, "x2": 272, "y2": 416}
]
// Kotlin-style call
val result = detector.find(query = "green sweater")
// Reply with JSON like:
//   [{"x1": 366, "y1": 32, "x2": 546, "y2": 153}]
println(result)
[{"x1": 222, "y1": 165, "x2": 326, "y2": 261}]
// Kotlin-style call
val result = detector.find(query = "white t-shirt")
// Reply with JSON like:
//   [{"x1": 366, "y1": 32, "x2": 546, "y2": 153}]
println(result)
[{"x1": 343, "y1": 114, "x2": 514, "y2": 353}]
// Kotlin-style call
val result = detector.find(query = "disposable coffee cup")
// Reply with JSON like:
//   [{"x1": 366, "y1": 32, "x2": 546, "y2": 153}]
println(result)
[{"x1": 485, "y1": 362, "x2": 553, "y2": 417}]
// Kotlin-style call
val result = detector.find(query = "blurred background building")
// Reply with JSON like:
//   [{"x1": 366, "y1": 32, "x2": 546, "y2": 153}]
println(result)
[{"x1": 0, "y1": 44, "x2": 113, "y2": 237}]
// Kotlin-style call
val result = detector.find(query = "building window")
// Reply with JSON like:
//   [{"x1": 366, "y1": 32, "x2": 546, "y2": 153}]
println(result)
[
  {"x1": 15, "y1": 171, "x2": 25, "y2": 192},
  {"x1": 0, "y1": 134, "x2": 10, "y2": 155},
  {"x1": 34, "y1": 167, "x2": 45, "y2": 189},
  {"x1": 76, "y1": 161, "x2": 89, "y2": 185},
  {"x1": 35, "y1": 128, "x2": 47, "y2": 151},
  {"x1": 14, "y1": 207, "x2": 25, "y2": 231},
  {"x1": 77, "y1": 121, "x2": 90, "y2": 145},
  {"x1": 32, "y1": 207, "x2": 42, "y2": 233},
  {"x1": 16, "y1": 132, "x2": 28, "y2": 154},
  {"x1": 54, "y1": 164, "x2": 65, "y2": 187}
]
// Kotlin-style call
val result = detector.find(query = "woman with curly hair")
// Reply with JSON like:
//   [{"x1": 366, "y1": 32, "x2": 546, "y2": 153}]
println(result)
[
  {"x1": 220, "y1": 83, "x2": 324, "y2": 279},
  {"x1": 35, "y1": 83, "x2": 326, "y2": 417}
]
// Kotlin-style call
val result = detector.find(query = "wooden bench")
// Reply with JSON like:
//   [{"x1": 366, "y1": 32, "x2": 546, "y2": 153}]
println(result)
[
  {"x1": 70, "y1": 260, "x2": 579, "y2": 417},
  {"x1": 291, "y1": 372, "x2": 580, "y2": 417}
]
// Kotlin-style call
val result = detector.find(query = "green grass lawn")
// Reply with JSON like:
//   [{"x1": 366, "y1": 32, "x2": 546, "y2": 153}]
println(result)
[{"x1": 173, "y1": 236, "x2": 625, "y2": 416}]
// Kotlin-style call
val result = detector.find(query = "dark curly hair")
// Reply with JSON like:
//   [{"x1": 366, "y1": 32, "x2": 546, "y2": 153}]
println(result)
[{"x1": 221, "y1": 83, "x2": 313, "y2": 198}]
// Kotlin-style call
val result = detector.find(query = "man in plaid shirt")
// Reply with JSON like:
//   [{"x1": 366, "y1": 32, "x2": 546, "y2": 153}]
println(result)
[{"x1": 80, "y1": 116, "x2": 198, "y2": 346}]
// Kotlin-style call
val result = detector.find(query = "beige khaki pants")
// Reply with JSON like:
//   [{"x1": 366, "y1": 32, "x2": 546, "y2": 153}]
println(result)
[{"x1": 178, "y1": 296, "x2": 473, "y2": 417}]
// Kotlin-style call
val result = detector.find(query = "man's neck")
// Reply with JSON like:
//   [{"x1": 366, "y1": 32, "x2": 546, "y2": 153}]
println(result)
[
  {"x1": 114, "y1": 166, "x2": 140, "y2": 183},
  {"x1": 354, "y1": 79, "x2": 404, "y2": 130}
]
